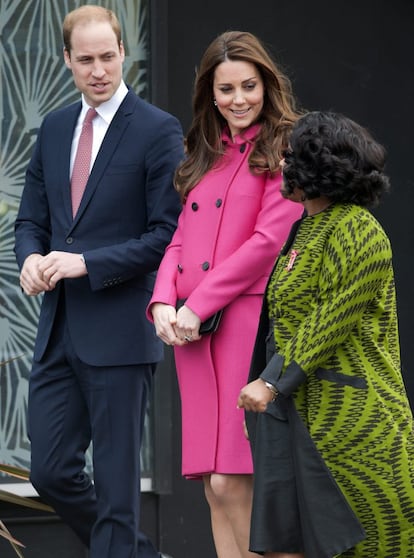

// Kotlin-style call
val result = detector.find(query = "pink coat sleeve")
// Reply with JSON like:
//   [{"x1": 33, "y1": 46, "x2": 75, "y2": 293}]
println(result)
[{"x1": 146, "y1": 210, "x2": 184, "y2": 320}]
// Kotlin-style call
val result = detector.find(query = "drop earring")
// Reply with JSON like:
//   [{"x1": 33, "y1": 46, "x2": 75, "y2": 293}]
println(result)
[{"x1": 213, "y1": 99, "x2": 217, "y2": 106}]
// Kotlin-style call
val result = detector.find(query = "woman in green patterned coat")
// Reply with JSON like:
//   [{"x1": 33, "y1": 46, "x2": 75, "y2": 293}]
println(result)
[{"x1": 238, "y1": 111, "x2": 414, "y2": 558}]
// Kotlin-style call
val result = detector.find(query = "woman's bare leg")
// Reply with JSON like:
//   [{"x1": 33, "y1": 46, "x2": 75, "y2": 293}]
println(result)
[{"x1": 203, "y1": 473, "x2": 257, "y2": 558}]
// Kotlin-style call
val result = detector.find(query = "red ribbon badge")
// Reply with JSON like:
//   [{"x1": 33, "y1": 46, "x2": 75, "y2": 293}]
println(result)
[{"x1": 285, "y1": 249, "x2": 299, "y2": 271}]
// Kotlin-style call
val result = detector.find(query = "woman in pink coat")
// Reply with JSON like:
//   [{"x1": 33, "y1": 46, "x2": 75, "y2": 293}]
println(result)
[{"x1": 148, "y1": 31, "x2": 303, "y2": 558}]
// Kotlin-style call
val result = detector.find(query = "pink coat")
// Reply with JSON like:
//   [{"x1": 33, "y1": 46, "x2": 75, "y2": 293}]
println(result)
[{"x1": 148, "y1": 125, "x2": 303, "y2": 477}]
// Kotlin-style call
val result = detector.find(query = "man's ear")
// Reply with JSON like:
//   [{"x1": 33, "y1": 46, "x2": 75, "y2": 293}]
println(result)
[
  {"x1": 119, "y1": 40, "x2": 125, "y2": 62},
  {"x1": 63, "y1": 47, "x2": 72, "y2": 70}
]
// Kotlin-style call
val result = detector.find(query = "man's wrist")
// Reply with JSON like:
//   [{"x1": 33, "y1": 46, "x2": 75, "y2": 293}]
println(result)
[
  {"x1": 25, "y1": 252, "x2": 42, "y2": 262},
  {"x1": 79, "y1": 254, "x2": 87, "y2": 273}
]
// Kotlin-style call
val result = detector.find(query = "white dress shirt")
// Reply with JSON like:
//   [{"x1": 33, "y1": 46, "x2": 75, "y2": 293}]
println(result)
[{"x1": 70, "y1": 80, "x2": 129, "y2": 176}]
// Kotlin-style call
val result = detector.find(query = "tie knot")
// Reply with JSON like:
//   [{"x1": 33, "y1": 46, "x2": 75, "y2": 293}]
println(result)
[{"x1": 84, "y1": 108, "x2": 97, "y2": 125}]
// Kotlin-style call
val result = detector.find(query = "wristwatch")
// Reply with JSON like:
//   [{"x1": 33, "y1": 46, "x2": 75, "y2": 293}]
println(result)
[{"x1": 263, "y1": 380, "x2": 278, "y2": 402}]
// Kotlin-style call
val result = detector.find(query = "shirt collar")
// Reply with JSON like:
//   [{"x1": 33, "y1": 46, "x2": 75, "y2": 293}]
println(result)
[{"x1": 81, "y1": 80, "x2": 129, "y2": 125}]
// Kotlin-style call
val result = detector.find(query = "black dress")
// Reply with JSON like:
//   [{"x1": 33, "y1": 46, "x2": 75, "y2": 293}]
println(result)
[{"x1": 245, "y1": 311, "x2": 365, "y2": 557}]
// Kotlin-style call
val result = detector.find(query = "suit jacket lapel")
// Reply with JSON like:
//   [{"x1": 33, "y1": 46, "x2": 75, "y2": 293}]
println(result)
[{"x1": 72, "y1": 91, "x2": 137, "y2": 224}]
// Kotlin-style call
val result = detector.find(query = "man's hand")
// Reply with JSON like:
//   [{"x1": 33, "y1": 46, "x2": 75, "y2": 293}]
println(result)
[
  {"x1": 36, "y1": 251, "x2": 87, "y2": 290},
  {"x1": 20, "y1": 253, "x2": 50, "y2": 295}
]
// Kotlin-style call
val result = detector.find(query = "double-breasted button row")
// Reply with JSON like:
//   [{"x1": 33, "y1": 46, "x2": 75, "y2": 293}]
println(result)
[
  {"x1": 177, "y1": 262, "x2": 210, "y2": 272},
  {"x1": 103, "y1": 277, "x2": 123, "y2": 288},
  {"x1": 191, "y1": 199, "x2": 223, "y2": 211}
]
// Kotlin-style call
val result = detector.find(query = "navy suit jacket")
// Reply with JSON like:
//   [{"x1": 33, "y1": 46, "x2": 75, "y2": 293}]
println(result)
[{"x1": 15, "y1": 89, "x2": 184, "y2": 366}]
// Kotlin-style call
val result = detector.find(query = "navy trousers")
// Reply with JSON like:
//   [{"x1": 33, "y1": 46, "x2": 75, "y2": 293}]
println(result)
[{"x1": 28, "y1": 304, "x2": 160, "y2": 558}]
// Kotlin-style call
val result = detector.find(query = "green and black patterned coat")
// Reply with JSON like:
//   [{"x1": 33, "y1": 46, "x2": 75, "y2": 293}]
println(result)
[{"x1": 256, "y1": 203, "x2": 414, "y2": 557}]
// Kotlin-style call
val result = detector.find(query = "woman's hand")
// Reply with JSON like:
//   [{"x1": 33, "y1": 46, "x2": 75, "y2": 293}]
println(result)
[
  {"x1": 174, "y1": 304, "x2": 202, "y2": 344},
  {"x1": 151, "y1": 303, "x2": 184, "y2": 346},
  {"x1": 237, "y1": 378, "x2": 274, "y2": 412}
]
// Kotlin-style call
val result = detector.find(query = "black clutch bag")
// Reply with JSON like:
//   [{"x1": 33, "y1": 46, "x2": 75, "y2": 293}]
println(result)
[{"x1": 176, "y1": 299, "x2": 223, "y2": 335}]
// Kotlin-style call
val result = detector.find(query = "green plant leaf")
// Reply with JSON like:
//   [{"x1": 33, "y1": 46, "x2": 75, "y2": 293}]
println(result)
[
  {"x1": 0, "y1": 355, "x2": 25, "y2": 367},
  {"x1": 0, "y1": 489, "x2": 53, "y2": 513},
  {"x1": 0, "y1": 464, "x2": 30, "y2": 481},
  {"x1": 0, "y1": 520, "x2": 25, "y2": 557},
  {"x1": 0, "y1": 358, "x2": 52, "y2": 555}
]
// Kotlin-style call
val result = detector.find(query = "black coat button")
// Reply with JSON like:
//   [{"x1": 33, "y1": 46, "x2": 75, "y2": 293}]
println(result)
[
  {"x1": 177, "y1": 264, "x2": 183, "y2": 273},
  {"x1": 66, "y1": 237, "x2": 74, "y2": 244},
  {"x1": 201, "y1": 261, "x2": 210, "y2": 271},
  {"x1": 215, "y1": 199, "x2": 222, "y2": 208},
  {"x1": 191, "y1": 202, "x2": 199, "y2": 211},
  {"x1": 240, "y1": 144, "x2": 246, "y2": 153}
]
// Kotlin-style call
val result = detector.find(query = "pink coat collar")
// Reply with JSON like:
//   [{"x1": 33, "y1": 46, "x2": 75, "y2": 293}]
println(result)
[{"x1": 221, "y1": 123, "x2": 261, "y2": 146}]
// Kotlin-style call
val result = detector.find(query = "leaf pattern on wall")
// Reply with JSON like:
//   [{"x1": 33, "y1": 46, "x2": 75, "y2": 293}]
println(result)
[{"x1": 0, "y1": 0, "x2": 150, "y2": 475}]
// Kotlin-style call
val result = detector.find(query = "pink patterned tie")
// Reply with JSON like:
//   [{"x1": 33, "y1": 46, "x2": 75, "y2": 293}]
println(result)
[{"x1": 71, "y1": 108, "x2": 97, "y2": 217}]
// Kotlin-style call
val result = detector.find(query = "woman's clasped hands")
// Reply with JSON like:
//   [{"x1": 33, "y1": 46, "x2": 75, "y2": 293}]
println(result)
[{"x1": 151, "y1": 302, "x2": 201, "y2": 346}]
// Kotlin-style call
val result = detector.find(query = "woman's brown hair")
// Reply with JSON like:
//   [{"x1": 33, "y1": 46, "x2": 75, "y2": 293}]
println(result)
[{"x1": 175, "y1": 31, "x2": 302, "y2": 201}]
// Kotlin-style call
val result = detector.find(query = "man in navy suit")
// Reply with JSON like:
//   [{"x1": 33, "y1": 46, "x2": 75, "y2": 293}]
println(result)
[{"x1": 14, "y1": 5, "x2": 183, "y2": 558}]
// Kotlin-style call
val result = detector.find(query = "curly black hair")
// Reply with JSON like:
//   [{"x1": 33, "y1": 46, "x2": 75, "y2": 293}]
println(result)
[{"x1": 282, "y1": 111, "x2": 390, "y2": 207}]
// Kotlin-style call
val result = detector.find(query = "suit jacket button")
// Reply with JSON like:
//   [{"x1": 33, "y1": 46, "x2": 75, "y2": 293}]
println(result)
[
  {"x1": 215, "y1": 199, "x2": 222, "y2": 208},
  {"x1": 66, "y1": 237, "x2": 74, "y2": 244},
  {"x1": 177, "y1": 264, "x2": 183, "y2": 273},
  {"x1": 191, "y1": 202, "x2": 199, "y2": 211},
  {"x1": 201, "y1": 261, "x2": 210, "y2": 271}
]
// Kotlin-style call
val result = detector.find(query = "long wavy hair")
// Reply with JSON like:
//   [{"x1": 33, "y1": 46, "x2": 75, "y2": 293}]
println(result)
[
  {"x1": 282, "y1": 111, "x2": 390, "y2": 207},
  {"x1": 175, "y1": 31, "x2": 302, "y2": 201}
]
